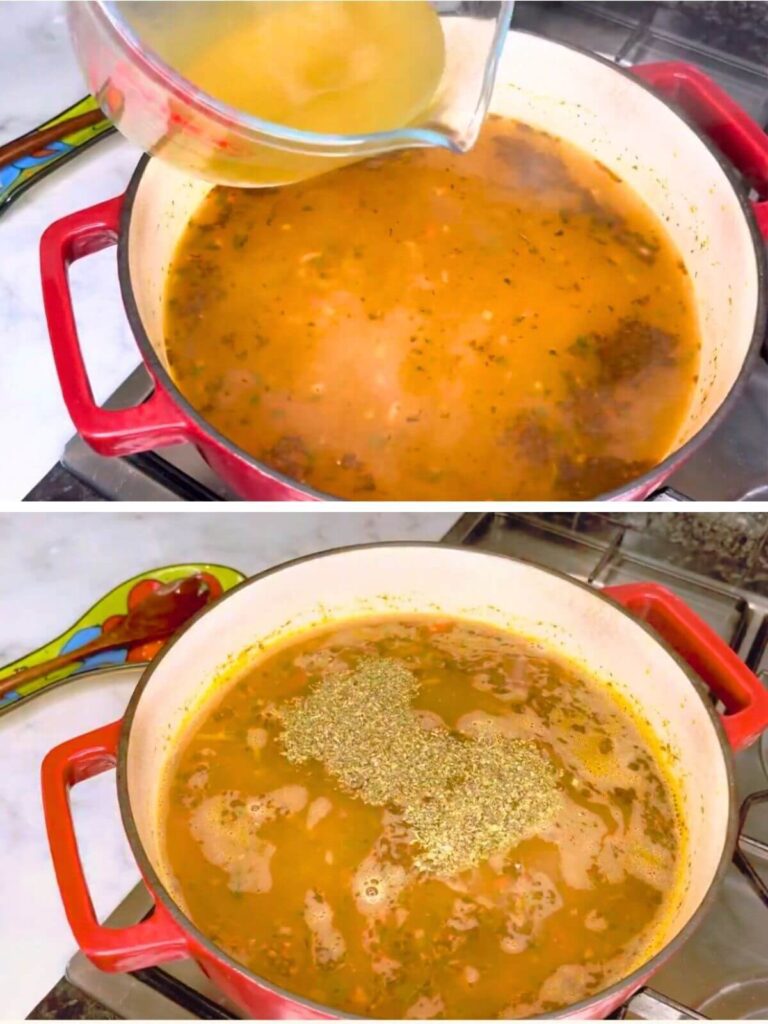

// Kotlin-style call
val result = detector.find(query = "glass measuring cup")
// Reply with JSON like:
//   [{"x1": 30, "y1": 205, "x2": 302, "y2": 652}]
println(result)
[{"x1": 67, "y1": 1, "x2": 514, "y2": 187}]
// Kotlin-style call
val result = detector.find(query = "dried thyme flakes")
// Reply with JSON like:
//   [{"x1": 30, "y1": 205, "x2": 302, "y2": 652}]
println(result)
[{"x1": 279, "y1": 657, "x2": 560, "y2": 875}]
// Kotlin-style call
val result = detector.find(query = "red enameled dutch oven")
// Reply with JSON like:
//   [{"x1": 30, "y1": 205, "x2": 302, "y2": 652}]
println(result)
[
  {"x1": 40, "y1": 39, "x2": 768, "y2": 500},
  {"x1": 42, "y1": 545, "x2": 768, "y2": 1018}
]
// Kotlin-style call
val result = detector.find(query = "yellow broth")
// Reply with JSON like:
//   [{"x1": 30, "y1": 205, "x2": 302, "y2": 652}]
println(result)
[
  {"x1": 120, "y1": 1, "x2": 445, "y2": 185},
  {"x1": 163, "y1": 116, "x2": 700, "y2": 500},
  {"x1": 161, "y1": 617, "x2": 685, "y2": 1018},
  {"x1": 176, "y1": 1, "x2": 444, "y2": 135}
]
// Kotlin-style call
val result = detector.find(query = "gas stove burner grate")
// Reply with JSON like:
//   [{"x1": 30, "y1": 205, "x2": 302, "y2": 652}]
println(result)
[
  {"x1": 735, "y1": 790, "x2": 768, "y2": 911},
  {"x1": 445, "y1": 512, "x2": 763, "y2": 656},
  {"x1": 519, "y1": 511, "x2": 768, "y2": 595}
]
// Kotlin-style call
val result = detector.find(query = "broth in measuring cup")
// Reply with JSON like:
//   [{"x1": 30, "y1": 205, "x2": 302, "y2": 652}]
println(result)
[{"x1": 120, "y1": 1, "x2": 445, "y2": 183}]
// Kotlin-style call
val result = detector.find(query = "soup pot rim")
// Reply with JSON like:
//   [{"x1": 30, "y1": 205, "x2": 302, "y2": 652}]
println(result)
[
  {"x1": 115, "y1": 30, "x2": 767, "y2": 503},
  {"x1": 116, "y1": 540, "x2": 739, "y2": 1020}
]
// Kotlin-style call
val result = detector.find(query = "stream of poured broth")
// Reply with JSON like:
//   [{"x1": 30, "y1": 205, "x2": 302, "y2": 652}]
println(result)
[
  {"x1": 160, "y1": 617, "x2": 686, "y2": 1018},
  {"x1": 163, "y1": 116, "x2": 700, "y2": 500}
]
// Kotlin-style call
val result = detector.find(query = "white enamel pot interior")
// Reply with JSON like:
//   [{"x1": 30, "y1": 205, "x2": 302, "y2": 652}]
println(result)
[
  {"x1": 118, "y1": 543, "x2": 736, "y2": 1020},
  {"x1": 118, "y1": 31, "x2": 765, "y2": 500}
]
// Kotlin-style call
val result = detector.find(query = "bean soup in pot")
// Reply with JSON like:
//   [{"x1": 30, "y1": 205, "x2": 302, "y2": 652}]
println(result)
[
  {"x1": 163, "y1": 116, "x2": 700, "y2": 500},
  {"x1": 160, "y1": 616, "x2": 686, "y2": 1018}
]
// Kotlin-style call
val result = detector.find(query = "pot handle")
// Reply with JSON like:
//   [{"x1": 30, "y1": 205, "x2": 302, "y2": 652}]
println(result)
[
  {"x1": 41, "y1": 719, "x2": 189, "y2": 971},
  {"x1": 605, "y1": 582, "x2": 768, "y2": 752},
  {"x1": 39, "y1": 195, "x2": 192, "y2": 456},
  {"x1": 632, "y1": 62, "x2": 768, "y2": 238}
]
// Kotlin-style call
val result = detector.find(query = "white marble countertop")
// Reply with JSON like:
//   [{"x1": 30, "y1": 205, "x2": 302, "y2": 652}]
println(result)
[
  {"x1": 1, "y1": 1, "x2": 143, "y2": 500},
  {"x1": 0, "y1": 510, "x2": 457, "y2": 1018}
]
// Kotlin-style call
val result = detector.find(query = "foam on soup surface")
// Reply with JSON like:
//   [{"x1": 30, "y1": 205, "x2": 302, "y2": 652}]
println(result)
[
  {"x1": 163, "y1": 116, "x2": 700, "y2": 499},
  {"x1": 160, "y1": 617, "x2": 685, "y2": 1018}
]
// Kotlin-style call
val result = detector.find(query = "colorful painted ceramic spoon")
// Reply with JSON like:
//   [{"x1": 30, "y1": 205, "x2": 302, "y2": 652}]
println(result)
[{"x1": 0, "y1": 575, "x2": 211, "y2": 695}]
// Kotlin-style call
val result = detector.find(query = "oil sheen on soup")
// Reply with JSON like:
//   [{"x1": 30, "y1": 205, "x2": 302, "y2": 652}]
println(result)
[
  {"x1": 161, "y1": 618, "x2": 685, "y2": 1018},
  {"x1": 163, "y1": 117, "x2": 700, "y2": 500}
]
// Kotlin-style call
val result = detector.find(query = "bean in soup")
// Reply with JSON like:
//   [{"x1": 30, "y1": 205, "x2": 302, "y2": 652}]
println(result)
[
  {"x1": 161, "y1": 617, "x2": 685, "y2": 1018},
  {"x1": 163, "y1": 117, "x2": 700, "y2": 499}
]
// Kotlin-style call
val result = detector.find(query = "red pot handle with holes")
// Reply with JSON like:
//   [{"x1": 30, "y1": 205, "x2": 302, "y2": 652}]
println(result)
[
  {"x1": 633, "y1": 62, "x2": 768, "y2": 238},
  {"x1": 606, "y1": 582, "x2": 768, "y2": 752},
  {"x1": 39, "y1": 194, "x2": 192, "y2": 456},
  {"x1": 41, "y1": 720, "x2": 188, "y2": 972}
]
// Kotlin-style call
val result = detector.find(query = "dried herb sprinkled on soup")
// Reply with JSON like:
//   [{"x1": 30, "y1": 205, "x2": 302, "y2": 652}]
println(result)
[
  {"x1": 161, "y1": 617, "x2": 685, "y2": 1019},
  {"x1": 163, "y1": 116, "x2": 700, "y2": 499}
]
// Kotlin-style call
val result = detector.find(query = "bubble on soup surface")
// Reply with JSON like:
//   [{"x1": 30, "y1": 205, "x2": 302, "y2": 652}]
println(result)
[
  {"x1": 412, "y1": 709, "x2": 446, "y2": 731},
  {"x1": 307, "y1": 796, "x2": 333, "y2": 830},
  {"x1": 189, "y1": 785, "x2": 308, "y2": 893},
  {"x1": 304, "y1": 889, "x2": 346, "y2": 967},
  {"x1": 187, "y1": 766, "x2": 209, "y2": 790},
  {"x1": 189, "y1": 793, "x2": 276, "y2": 894},
  {"x1": 269, "y1": 784, "x2": 309, "y2": 815},
  {"x1": 538, "y1": 963, "x2": 598, "y2": 1008},
  {"x1": 447, "y1": 898, "x2": 480, "y2": 933},
  {"x1": 538, "y1": 793, "x2": 608, "y2": 890},
  {"x1": 246, "y1": 727, "x2": 269, "y2": 751},
  {"x1": 404, "y1": 993, "x2": 445, "y2": 1019},
  {"x1": 372, "y1": 954, "x2": 401, "y2": 980},
  {"x1": 501, "y1": 870, "x2": 564, "y2": 953},
  {"x1": 352, "y1": 848, "x2": 409, "y2": 917},
  {"x1": 457, "y1": 707, "x2": 544, "y2": 744}
]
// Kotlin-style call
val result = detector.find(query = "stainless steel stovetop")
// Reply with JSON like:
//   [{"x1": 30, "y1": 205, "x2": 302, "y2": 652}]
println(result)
[
  {"x1": 31, "y1": 511, "x2": 768, "y2": 1019},
  {"x1": 27, "y1": 0, "x2": 768, "y2": 502}
]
